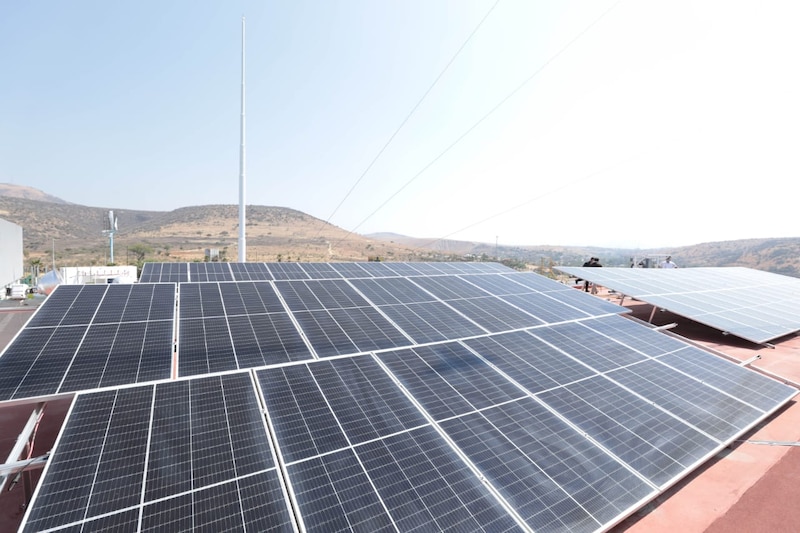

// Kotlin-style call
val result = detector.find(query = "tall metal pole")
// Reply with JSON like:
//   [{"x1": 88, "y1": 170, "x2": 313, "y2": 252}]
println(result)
[{"x1": 238, "y1": 16, "x2": 247, "y2": 262}]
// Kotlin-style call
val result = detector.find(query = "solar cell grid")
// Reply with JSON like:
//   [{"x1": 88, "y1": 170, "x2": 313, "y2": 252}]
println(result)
[
  {"x1": 14, "y1": 262, "x2": 800, "y2": 533},
  {"x1": 307, "y1": 357, "x2": 428, "y2": 444},
  {"x1": 375, "y1": 262, "x2": 423, "y2": 276},
  {"x1": 145, "y1": 380, "x2": 192, "y2": 501},
  {"x1": 116, "y1": 284, "x2": 155, "y2": 322},
  {"x1": 538, "y1": 378, "x2": 717, "y2": 487},
  {"x1": 454, "y1": 397, "x2": 654, "y2": 526},
  {"x1": 531, "y1": 322, "x2": 648, "y2": 372},
  {"x1": 581, "y1": 314, "x2": 687, "y2": 356},
  {"x1": 379, "y1": 343, "x2": 526, "y2": 421},
  {"x1": 356, "y1": 426, "x2": 525, "y2": 532},
  {"x1": 292, "y1": 310, "x2": 361, "y2": 357},
  {"x1": 182, "y1": 316, "x2": 237, "y2": 375},
  {"x1": 276, "y1": 279, "x2": 370, "y2": 312},
  {"x1": 461, "y1": 273, "x2": 534, "y2": 296},
  {"x1": 356, "y1": 261, "x2": 404, "y2": 277},
  {"x1": 349, "y1": 277, "x2": 436, "y2": 305},
  {"x1": 93, "y1": 285, "x2": 130, "y2": 323},
  {"x1": 58, "y1": 284, "x2": 106, "y2": 326},
  {"x1": 327, "y1": 307, "x2": 411, "y2": 352},
  {"x1": 410, "y1": 275, "x2": 488, "y2": 300},
  {"x1": 543, "y1": 288, "x2": 627, "y2": 317},
  {"x1": 193, "y1": 282, "x2": 224, "y2": 317},
  {"x1": 501, "y1": 272, "x2": 571, "y2": 292},
  {"x1": 441, "y1": 408, "x2": 600, "y2": 532},
  {"x1": 500, "y1": 292, "x2": 588, "y2": 324},
  {"x1": 330, "y1": 262, "x2": 371, "y2": 278},
  {"x1": 299, "y1": 262, "x2": 343, "y2": 279},
  {"x1": 445, "y1": 296, "x2": 542, "y2": 332},
  {"x1": 396, "y1": 300, "x2": 489, "y2": 342},
  {"x1": 22, "y1": 387, "x2": 150, "y2": 532},
  {"x1": 267, "y1": 262, "x2": 309, "y2": 280},
  {"x1": 229, "y1": 261, "x2": 274, "y2": 281},
  {"x1": 7, "y1": 326, "x2": 88, "y2": 401},
  {"x1": 464, "y1": 333, "x2": 585, "y2": 393},
  {"x1": 607, "y1": 361, "x2": 762, "y2": 441},
  {"x1": 257, "y1": 364, "x2": 349, "y2": 463},
  {"x1": 138, "y1": 262, "x2": 158, "y2": 283},
  {"x1": 288, "y1": 449, "x2": 396, "y2": 532},
  {"x1": 658, "y1": 347, "x2": 797, "y2": 412},
  {"x1": 26, "y1": 285, "x2": 85, "y2": 328},
  {"x1": 228, "y1": 313, "x2": 313, "y2": 367}
]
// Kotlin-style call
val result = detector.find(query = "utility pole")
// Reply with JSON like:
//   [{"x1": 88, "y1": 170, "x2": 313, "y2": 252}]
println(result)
[{"x1": 238, "y1": 16, "x2": 247, "y2": 262}]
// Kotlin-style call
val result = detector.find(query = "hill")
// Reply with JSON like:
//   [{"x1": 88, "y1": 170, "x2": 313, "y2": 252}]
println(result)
[
  {"x1": 1, "y1": 185, "x2": 799, "y2": 276},
  {"x1": 366, "y1": 233, "x2": 800, "y2": 277},
  {"x1": 0, "y1": 183, "x2": 71, "y2": 204},
  {"x1": 0, "y1": 195, "x2": 429, "y2": 266}
]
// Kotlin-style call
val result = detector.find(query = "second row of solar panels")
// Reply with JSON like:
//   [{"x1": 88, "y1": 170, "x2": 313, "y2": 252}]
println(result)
[
  {"x1": 140, "y1": 261, "x2": 512, "y2": 282},
  {"x1": 176, "y1": 275, "x2": 623, "y2": 376},
  {"x1": 0, "y1": 268, "x2": 624, "y2": 402}
]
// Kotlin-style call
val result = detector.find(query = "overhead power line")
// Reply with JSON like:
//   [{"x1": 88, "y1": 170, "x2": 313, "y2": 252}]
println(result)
[
  {"x1": 332, "y1": 0, "x2": 623, "y2": 250},
  {"x1": 420, "y1": 152, "x2": 643, "y2": 249},
  {"x1": 316, "y1": 0, "x2": 502, "y2": 238}
]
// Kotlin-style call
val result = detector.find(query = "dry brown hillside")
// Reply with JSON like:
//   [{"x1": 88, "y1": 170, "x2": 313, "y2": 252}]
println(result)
[
  {"x1": 0, "y1": 196, "x2": 432, "y2": 266},
  {"x1": 2, "y1": 185, "x2": 799, "y2": 276},
  {"x1": 0, "y1": 183, "x2": 70, "y2": 204}
]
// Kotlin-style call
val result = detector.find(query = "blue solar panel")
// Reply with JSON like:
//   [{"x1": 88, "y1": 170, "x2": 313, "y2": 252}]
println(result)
[
  {"x1": 15, "y1": 262, "x2": 798, "y2": 533},
  {"x1": 440, "y1": 397, "x2": 653, "y2": 531},
  {"x1": 464, "y1": 331, "x2": 595, "y2": 393},
  {"x1": 23, "y1": 372, "x2": 294, "y2": 533}
]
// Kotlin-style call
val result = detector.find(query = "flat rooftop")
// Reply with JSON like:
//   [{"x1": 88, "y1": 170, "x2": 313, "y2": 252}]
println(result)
[{"x1": 609, "y1": 292, "x2": 800, "y2": 532}]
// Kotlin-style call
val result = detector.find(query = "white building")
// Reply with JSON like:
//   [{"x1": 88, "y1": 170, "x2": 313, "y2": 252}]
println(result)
[
  {"x1": 0, "y1": 218, "x2": 24, "y2": 288},
  {"x1": 60, "y1": 265, "x2": 138, "y2": 285}
]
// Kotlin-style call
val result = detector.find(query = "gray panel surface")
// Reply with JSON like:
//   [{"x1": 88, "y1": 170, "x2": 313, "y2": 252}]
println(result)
[
  {"x1": 556, "y1": 266, "x2": 800, "y2": 343},
  {"x1": 16, "y1": 262, "x2": 800, "y2": 533}
]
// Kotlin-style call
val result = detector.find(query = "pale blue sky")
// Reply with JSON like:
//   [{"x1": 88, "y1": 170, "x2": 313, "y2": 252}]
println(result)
[{"x1": 2, "y1": 1, "x2": 798, "y2": 249}]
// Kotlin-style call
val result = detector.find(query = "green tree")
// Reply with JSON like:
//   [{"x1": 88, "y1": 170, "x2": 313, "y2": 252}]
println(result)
[{"x1": 129, "y1": 243, "x2": 153, "y2": 270}]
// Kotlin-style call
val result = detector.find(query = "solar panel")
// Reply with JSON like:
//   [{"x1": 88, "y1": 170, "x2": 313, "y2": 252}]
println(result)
[
  {"x1": 22, "y1": 372, "x2": 295, "y2": 533},
  {"x1": 177, "y1": 281, "x2": 313, "y2": 376},
  {"x1": 0, "y1": 283, "x2": 175, "y2": 402},
  {"x1": 140, "y1": 261, "x2": 188, "y2": 283},
  {"x1": 256, "y1": 357, "x2": 527, "y2": 532},
  {"x1": 11, "y1": 262, "x2": 800, "y2": 533},
  {"x1": 298, "y1": 262, "x2": 343, "y2": 279},
  {"x1": 330, "y1": 262, "x2": 372, "y2": 278},
  {"x1": 267, "y1": 262, "x2": 310, "y2": 280},
  {"x1": 555, "y1": 266, "x2": 800, "y2": 343},
  {"x1": 229, "y1": 261, "x2": 273, "y2": 281}
]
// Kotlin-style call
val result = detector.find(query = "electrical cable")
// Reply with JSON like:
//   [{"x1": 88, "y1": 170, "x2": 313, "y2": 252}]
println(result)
[
  {"x1": 332, "y1": 0, "x2": 623, "y2": 250},
  {"x1": 418, "y1": 152, "x2": 642, "y2": 248},
  {"x1": 316, "y1": 0, "x2": 502, "y2": 239}
]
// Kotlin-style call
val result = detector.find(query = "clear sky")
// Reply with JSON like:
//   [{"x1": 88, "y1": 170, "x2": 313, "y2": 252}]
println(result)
[{"x1": 2, "y1": 1, "x2": 798, "y2": 250}]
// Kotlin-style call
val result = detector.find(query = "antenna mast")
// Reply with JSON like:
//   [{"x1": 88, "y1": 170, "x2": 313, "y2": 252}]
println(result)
[
  {"x1": 238, "y1": 16, "x2": 247, "y2": 262},
  {"x1": 102, "y1": 210, "x2": 118, "y2": 264}
]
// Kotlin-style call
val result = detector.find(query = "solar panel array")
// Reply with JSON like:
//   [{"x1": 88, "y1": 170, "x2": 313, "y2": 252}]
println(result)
[
  {"x1": 555, "y1": 266, "x2": 800, "y2": 344},
  {"x1": 9, "y1": 262, "x2": 796, "y2": 533},
  {"x1": 0, "y1": 283, "x2": 174, "y2": 403}
]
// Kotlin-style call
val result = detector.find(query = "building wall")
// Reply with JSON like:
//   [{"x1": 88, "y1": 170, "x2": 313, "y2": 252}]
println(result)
[
  {"x1": 59, "y1": 265, "x2": 138, "y2": 284},
  {"x1": 0, "y1": 218, "x2": 24, "y2": 287}
]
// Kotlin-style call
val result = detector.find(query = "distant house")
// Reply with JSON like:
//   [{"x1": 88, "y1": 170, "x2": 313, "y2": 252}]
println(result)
[{"x1": 0, "y1": 217, "x2": 23, "y2": 289}]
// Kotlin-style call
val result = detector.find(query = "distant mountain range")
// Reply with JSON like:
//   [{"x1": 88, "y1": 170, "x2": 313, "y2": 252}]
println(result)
[{"x1": 1, "y1": 183, "x2": 799, "y2": 276}]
